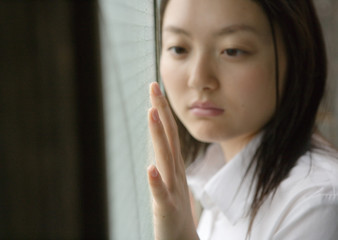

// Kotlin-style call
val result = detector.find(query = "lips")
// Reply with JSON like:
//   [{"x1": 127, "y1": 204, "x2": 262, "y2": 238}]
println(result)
[{"x1": 189, "y1": 101, "x2": 224, "y2": 117}]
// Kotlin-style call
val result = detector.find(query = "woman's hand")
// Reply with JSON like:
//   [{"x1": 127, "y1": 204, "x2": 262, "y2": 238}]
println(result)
[{"x1": 147, "y1": 82, "x2": 199, "y2": 240}]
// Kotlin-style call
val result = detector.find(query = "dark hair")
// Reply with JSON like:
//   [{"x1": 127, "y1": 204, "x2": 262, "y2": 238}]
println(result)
[{"x1": 158, "y1": 0, "x2": 327, "y2": 235}]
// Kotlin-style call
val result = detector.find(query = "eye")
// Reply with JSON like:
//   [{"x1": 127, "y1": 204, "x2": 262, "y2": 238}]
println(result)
[
  {"x1": 222, "y1": 48, "x2": 246, "y2": 57},
  {"x1": 168, "y1": 46, "x2": 187, "y2": 55}
]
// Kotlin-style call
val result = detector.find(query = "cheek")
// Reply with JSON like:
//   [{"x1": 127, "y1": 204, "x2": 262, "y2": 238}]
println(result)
[
  {"x1": 241, "y1": 68, "x2": 275, "y2": 100},
  {"x1": 160, "y1": 57, "x2": 186, "y2": 96},
  {"x1": 159, "y1": 58, "x2": 187, "y2": 121},
  {"x1": 225, "y1": 64, "x2": 277, "y2": 118}
]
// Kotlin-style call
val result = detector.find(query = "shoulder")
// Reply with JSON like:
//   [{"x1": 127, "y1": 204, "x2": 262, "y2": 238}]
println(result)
[
  {"x1": 293, "y1": 146, "x2": 338, "y2": 190},
  {"x1": 267, "y1": 148, "x2": 338, "y2": 239},
  {"x1": 279, "y1": 146, "x2": 338, "y2": 202},
  {"x1": 274, "y1": 143, "x2": 338, "y2": 207}
]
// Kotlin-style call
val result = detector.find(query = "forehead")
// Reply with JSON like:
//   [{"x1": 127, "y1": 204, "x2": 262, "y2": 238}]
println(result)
[{"x1": 162, "y1": 0, "x2": 271, "y2": 38}]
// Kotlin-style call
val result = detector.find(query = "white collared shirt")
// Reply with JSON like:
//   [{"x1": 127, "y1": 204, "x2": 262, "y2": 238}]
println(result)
[{"x1": 186, "y1": 135, "x2": 338, "y2": 240}]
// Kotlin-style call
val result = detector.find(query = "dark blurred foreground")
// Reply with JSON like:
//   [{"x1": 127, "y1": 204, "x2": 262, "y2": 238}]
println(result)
[{"x1": 0, "y1": 1, "x2": 108, "y2": 239}]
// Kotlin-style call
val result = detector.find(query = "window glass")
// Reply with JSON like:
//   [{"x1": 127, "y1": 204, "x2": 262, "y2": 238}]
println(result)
[{"x1": 99, "y1": 0, "x2": 156, "y2": 239}]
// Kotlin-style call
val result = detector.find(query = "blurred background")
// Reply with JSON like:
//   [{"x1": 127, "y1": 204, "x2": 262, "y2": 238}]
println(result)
[
  {"x1": 314, "y1": 0, "x2": 338, "y2": 142},
  {"x1": 0, "y1": 0, "x2": 337, "y2": 239}
]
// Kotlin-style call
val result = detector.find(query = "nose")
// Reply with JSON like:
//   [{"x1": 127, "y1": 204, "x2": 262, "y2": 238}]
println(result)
[{"x1": 187, "y1": 51, "x2": 218, "y2": 91}]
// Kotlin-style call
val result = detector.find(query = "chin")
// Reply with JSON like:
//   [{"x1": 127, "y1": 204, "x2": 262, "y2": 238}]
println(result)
[{"x1": 187, "y1": 126, "x2": 228, "y2": 144}]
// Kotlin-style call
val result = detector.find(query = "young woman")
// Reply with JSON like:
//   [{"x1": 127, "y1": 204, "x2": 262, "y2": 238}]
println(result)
[{"x1": 147, "y1": 0, "x2": 338, "y2": 239}]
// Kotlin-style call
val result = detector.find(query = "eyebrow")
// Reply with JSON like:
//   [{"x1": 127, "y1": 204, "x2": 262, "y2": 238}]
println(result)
[
  {"x1": 163, "y1": 26, "x2": 191, "y2": 37},
  {"x1": 163, "y1": 24, "x2": 259, "y2": 37},
  {"x1": 216, "y1": 24, "x2": 259, "y2": 37}
]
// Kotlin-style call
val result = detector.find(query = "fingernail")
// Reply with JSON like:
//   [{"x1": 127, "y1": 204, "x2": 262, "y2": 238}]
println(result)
[
  {"x1": 152, "y1": 109, "x2": 159, "y2": 122},
  {"x1": 151, "y1": 166, "x2": 158, "y2": 177},
  {"x1": 152, "y1": 83, "x2": 162, "y2": 96}
]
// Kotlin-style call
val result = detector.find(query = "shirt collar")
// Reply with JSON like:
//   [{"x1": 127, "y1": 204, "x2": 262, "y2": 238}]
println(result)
[{"x1": 186, "y1": 134, "x2": 262, "y2": 224}]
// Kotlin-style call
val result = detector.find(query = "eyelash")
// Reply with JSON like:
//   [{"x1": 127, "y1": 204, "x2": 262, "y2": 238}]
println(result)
[
  {"x1": 167, "y1": 46, "x2": 248, "y2": 58},
  {"x1": 222, "y1": 48, "x2": 247, "y2": 57},
  {"x1": 168, "y1": 46, "x2": 187, "y2": 55}
]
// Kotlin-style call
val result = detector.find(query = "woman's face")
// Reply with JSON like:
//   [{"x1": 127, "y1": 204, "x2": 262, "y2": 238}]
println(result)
[{"x1": 160, "y1": 0, "x2": 286, "y2": 145}]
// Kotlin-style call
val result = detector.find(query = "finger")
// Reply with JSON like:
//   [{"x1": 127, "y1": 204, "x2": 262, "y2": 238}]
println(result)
[
  {"x1": 148, "y1": 107, "x2": 175, "y2": 188},
  {"x1": 150, "y1": 82, "x2": 185, "y2": 173},
  {"x1": 147, "y1": 165, "x2": 170, "y2": 207},
  {"x1": 149, "y1": 82, "x2": 182, "y2": 166}
]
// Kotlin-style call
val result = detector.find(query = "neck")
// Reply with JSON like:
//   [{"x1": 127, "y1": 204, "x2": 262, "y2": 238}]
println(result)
[{"x1": 220, "y1": 133, "x2": 257, "y2": 163}]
